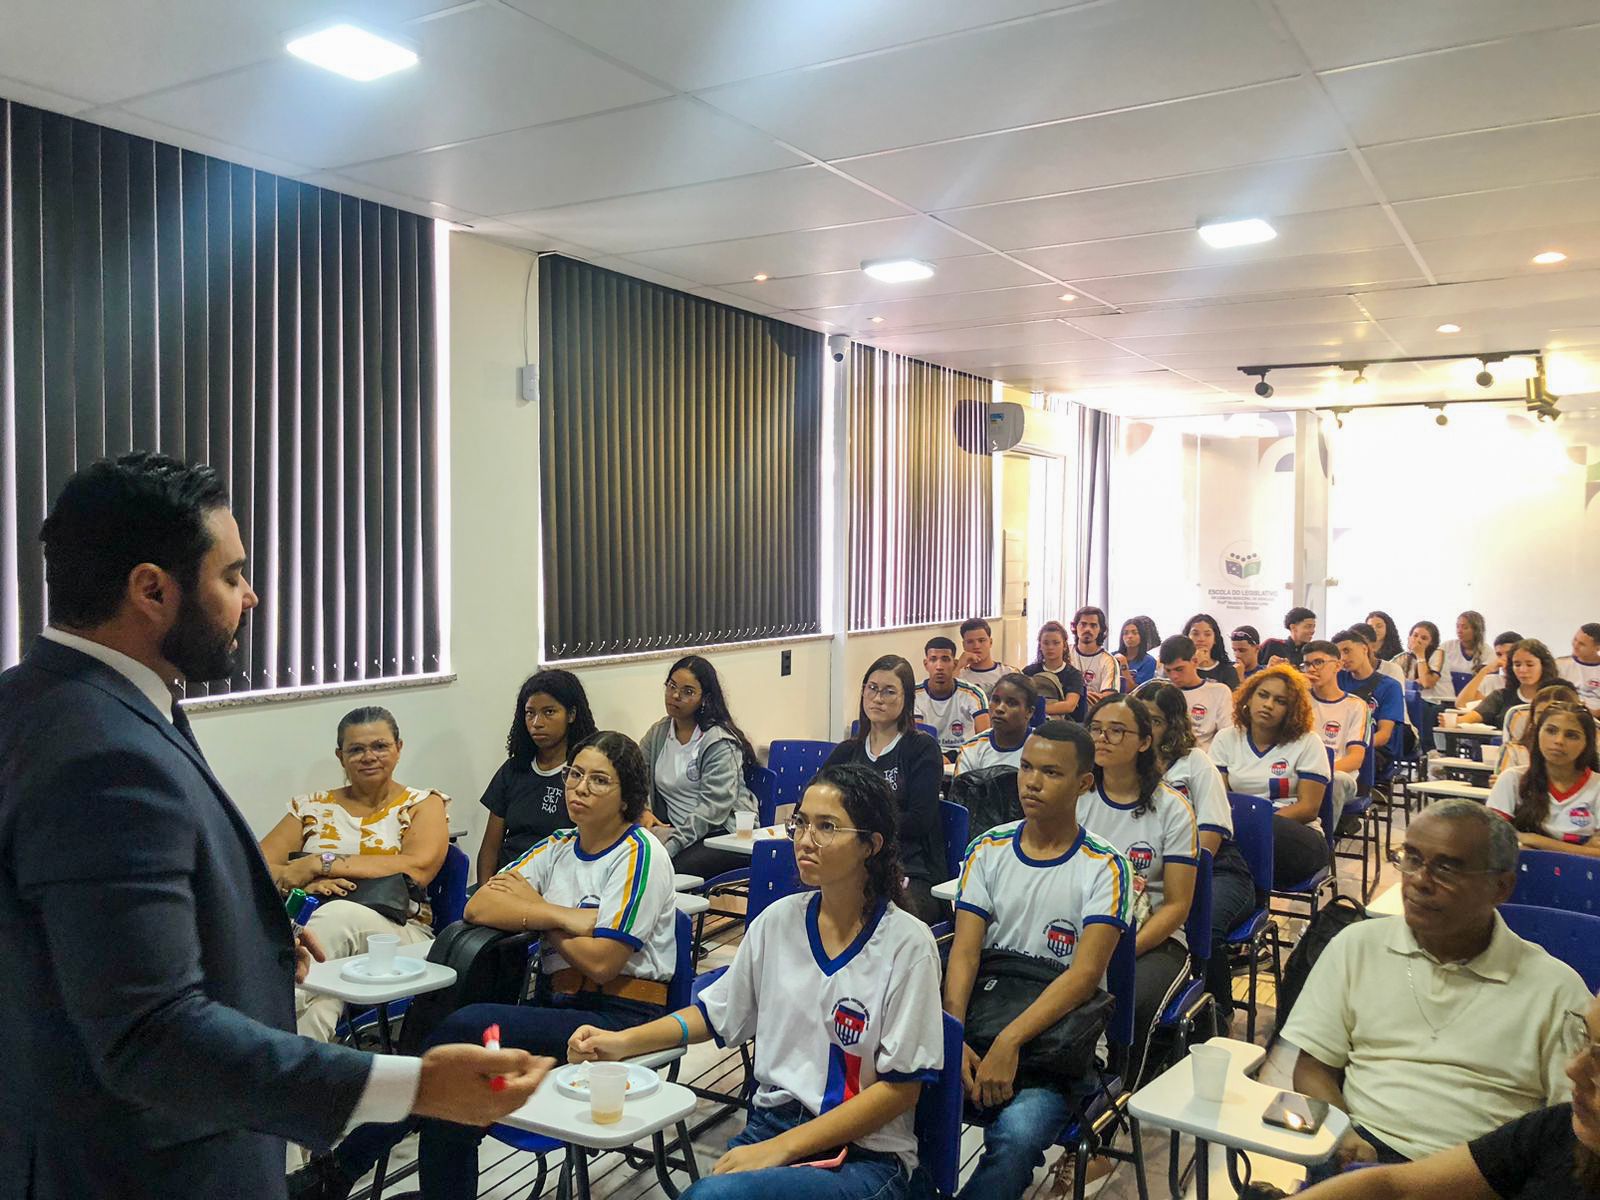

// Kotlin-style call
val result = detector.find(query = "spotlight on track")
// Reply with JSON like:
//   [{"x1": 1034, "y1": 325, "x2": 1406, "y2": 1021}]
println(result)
[
  {"x1": 1330, "y1": 406, "x2": 1350, "y2": 429},
  {"x1": 1526, "y1": 360, "x2": 1561, "y2": 421},
  {"x1": 1427, "y1": 402, "x2": 1448, "y2": 427},
  {"x1": 1476, "y1": 359, "x2": 1495, "y2": 388},
  {"x1": 1252, "y1": 371, "x2": 1273, "y2": 399}
]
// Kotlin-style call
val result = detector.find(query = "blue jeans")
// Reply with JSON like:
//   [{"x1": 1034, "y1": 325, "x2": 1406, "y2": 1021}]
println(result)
[
  {"x1": 682, "y1": 1101, "x2": 925, "y2": 1200},
  {"x1": 956, "y1": 1085, "x2": 1076, "y2": 1200},
  {"x1": 334, "y1": 995, "x2": 661, "y2": 1199},
  {"x1": 1206, "y1": 857, "x2": 1262, "y2": 1025}
]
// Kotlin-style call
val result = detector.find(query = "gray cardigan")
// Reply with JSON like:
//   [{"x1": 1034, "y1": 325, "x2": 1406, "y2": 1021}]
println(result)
[{"x1": 639, "y1": 718, "x2": 756, "y2": 855}]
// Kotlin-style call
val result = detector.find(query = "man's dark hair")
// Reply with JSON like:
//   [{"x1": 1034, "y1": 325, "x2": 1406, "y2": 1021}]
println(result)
[
  {"x1": 1158, "y1": 635, "x2": 1197, "y2": 666},
  {"x1": 1230, "y1": 625, "x2": 1261, "y2": 645},
  {"x1": 925, "y1": 636, "x2": 958, "y2": 655},
  {"x1": 959, "y1": 618, "x2": 992, "y2": 638},
  {"x1": 40, "y1": 453, "x2": 229, "y2": 628},
  {"x1": 1029, "y1": 719, "x2": 1096, "y2": 774},
  {"x1": 1494, "y1": 629, "x2": 1524, "y2": 648},
  {"x1": 1350, "y1": 621, "x2": 1379, "y2": 644},
  {"x1": 1284, "y1": 606, "x2": 1316, "y2": 627},
  {"x1": 1581, "y1": 622, "x2": 1600, "y2": 643},
  {"x1": 1302, "y1": 640, "x2": 1341, "y2": 660},
  {"x1": 1333, "y1": 627, "x2": 1370, "y2": 646}
]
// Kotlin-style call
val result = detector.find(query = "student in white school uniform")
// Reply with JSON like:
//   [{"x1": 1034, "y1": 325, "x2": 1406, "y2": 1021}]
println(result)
[
  {"x1": 570, "y1": 764, "x2": 945, "y2": 1200},
  {"x1": 1078, "y1": 695, "x2": 1198, "y2": 1084},
  {"x1": 1489, "y1": 684, "x2": 1581, "y2": 784},
  {"x1": 1071, "y1": 606, "x2": 1121, "y2": 702},
  {"x1": 1303, "y1": 640, "x2": 1371, "y2": 827},
  {"x1": 1487, "y1": 701, "x2": 1600, "y2": 859},
  {"x1": 944, "y1": 720, "x2": 1132, "y2": 1200},
  {"x1": 1208, "y1": 665, "x2": 1332, "y2": 889},
  {"x1": 1441, "y1": 611, "x2": 1493, "y2": 700},
  {"x1": 958, "y1": 617, "x2": 1018, "y2": 699},
  {"x1": 915, "y1": 635, "x2": 991, "y2": 756},
  {"x1": 1560, "y1": 623, "x2": 1600, "y2": 718},
  {"x1": 955, "y1": 672, "x2": 1037, "y2": 776},
  {"x1": 1400, "y1": 621, "x2": 1448, "y2": 700},
  {"x1": 1158, "y1": 634, "x2": 1235, "y2": 752}
]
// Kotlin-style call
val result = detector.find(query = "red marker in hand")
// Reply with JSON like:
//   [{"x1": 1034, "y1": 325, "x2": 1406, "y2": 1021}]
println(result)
[{"x1": 482, "y1": 1023, "x2": 507, "y2": 1092}]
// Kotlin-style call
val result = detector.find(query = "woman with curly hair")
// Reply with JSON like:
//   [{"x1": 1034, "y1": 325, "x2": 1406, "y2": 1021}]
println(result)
[
  {"x1": 1208, "y1": 664, "x2": 1332, "y2": 887},
  {"x1": 1487, "y1": 701, "x2": 1600, "y2": 858}
]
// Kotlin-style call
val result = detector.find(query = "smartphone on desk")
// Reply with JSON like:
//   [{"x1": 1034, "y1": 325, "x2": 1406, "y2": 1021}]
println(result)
[{"x1": 1262, "y1": 1092, "x2": 1329, "y2": 1135}]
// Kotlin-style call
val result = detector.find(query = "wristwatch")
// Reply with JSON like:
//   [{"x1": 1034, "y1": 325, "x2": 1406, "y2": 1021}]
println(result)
[{"x1": 319, "y1": 851, "x2": 338, "y2": 876}]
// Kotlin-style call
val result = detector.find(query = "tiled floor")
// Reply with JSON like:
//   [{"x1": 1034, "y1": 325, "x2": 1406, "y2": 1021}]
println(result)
[{"x1": 351, "y1": 811, "x2": 1407, "y2": 1200}]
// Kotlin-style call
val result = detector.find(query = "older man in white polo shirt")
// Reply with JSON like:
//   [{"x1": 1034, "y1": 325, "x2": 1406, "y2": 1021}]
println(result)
[{"x1": 1283, "y1": 800, "x2": 1588, "y2": 1177}]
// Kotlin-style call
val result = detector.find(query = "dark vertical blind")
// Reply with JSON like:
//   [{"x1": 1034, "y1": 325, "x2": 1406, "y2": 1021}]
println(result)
[
  {"x1": 848, "y1": 345, "x2": 993, "y2": 631},
  {"x1": 539, "y1": 255, "x2": 822, "y2": 659},
  {"x1": 0, "y1": 99, "x2": 441, "y2": 696}
]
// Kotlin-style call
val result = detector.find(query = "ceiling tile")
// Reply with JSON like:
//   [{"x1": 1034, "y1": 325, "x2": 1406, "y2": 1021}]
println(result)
[
  {"x1": 92, "y1": 110, "x2": 316, "y2": 178},
  {"x1": 702, "y1": 0, "x2": 1299, "y2": 159},
  {"x1": 913, "y1": 342, "x2": 1141, "y2": 372},
  {"x1": 625, "y1": 216, "x2": 976, "y2": 285},
  {"x1": 1353, "y1": 270, "x2": 1600, "y2": 319},
  {"x1": 1274, "y1": 0, "x2": 1600, "y2": 71},
  {"x1": 935, "y1": 153, "x2": 1373, "y2": 249},
  {"x1": 1394, "y1": 177, "x2": 1600, "y2": 243},
  {"x1": 1067, "y1": 295, "x2": 1365, "y2": 338},
  {"x1": 868, "y1": 320, "x2": 1090, "y2": 356},
  {"x1": 520, "y1": 0, "x2": 1087, "y2": 92},
  {"x1": 0, "y1": 75, "x2": 96, "y2": 115},
  {"x1": 718, "y1": 253, "x2": 1044, "y2": 310},
  {"x1": 1075, "y1": 247, "x2": 1425, "y2": 306},
  {"x1": 799, "y1": 284, "x2": 1071, "y2": 334},
  {"x1": 1114, "y1": 321, "x2": 1387, "y2": 358},
  {"x1": 296, "y1": 170, "x2": 484, "y2": 224},
  {"x1": 843, "y1": 80, "x2": 1347, "y2": 212},
  {"x1": 1014, "y1": 207, "x2": 1400, "y2": 279},
  {"x1": 689, "y1": 286, "x2": 786, "y2": 317},
  {"x1": 1364, "y1": 115, "x2": 1600, "y2": 203},
  {"x1": 1417, "y1": 222, "x2": 1600, "y2": 283},
  {"x1": 339, "y1": 98, "x2": 803, "y2": 216},
  {"x1": 493, "y1": 166, "x2": 898, "y2": 254},
  {"x1": 1321, "y1": 24, "x2": 1600, "y2": 147}
]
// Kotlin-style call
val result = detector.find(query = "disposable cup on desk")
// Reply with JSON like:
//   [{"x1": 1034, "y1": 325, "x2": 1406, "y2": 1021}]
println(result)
[
  {"x1": 1440, "y1": 711, "x2": 1459, "y2": 728},
  {"x1": 1190, "y1": 1044, "x2": 1231, "y2": 1103},
  {"x1": 366, "y1": 933, "x2": 400, "y2": 974},
  {"x1": 588, "y1": 1062, "x2": 628, "y2": 1125},
  {"x1": 735, "y1": 810, "x2": 756, "y2": 837}
]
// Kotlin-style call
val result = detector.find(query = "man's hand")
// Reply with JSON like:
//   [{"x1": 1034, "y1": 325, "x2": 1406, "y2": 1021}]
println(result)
[
  {"x1": 713, "y1": 1139, "x2": 795, "y2": 1174},
  {"x1": 974, "y1": 1034, "x2": 1020, "y2": 1110},
  {"x1": 1334, "y1": 1129, "x2": 1378, "y2": 1168},
  {"x1": 960, "y1": 1042, "x2": 982, "y2": 1099},
  {"x1": 413, "y1": 1044, "x2": 553, "y2": 1125},
  {"x1": 293, "y1": 928, "x2": 326, "y2": 985}
]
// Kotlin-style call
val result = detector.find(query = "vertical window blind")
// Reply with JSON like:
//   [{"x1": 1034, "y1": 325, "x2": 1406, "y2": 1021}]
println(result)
[
  {"x1": 848, "y1": 345, "x2": 993, "y2": 631},
  {"x1": 0, "y1": 99, "x2": 442, "y2": 697},
  {"x1": 538, "y1": 255, "x2": 822, "y2": 659}
]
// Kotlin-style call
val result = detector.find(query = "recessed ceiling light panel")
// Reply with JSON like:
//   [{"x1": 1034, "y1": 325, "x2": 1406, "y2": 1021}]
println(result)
[
  {"x1": 1532, "y1": 250, "x2": 1567, "y2": 265},
  {"x1": 287, "y1": 24, "x2": 418, "y2": 82},
  {"x1": 1197, "y1": 218, "x2": 1277, "y2": 248},
  {"x1": 861, "y1": 258, "x2": 935, "y2": 283},
  {"x1": 1436, "y1": 323, "x2": 1461, "y2": 333}
]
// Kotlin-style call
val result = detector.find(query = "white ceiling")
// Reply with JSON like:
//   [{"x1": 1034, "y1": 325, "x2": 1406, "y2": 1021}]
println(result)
[{"x1": 8, "y1": 0, "x2": 1600, "y2": 415}]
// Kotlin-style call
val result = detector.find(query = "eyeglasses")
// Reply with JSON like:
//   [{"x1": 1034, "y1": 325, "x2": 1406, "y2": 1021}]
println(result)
[
  {"x1": 1563, "y1": 1011, "x2": 1600, "y2": 1066},
  {"x1": 1302, "y1": 657, "x2": 1337, "y2": 671},
  {"x1": 863, "y1": 682, "x2": 902, "y2": 701},
  {"x1": 1087, "y1": 722, "x2": 1132, "y2": 744},
  {"x1": 786, "y1": 815, "x2": 867, "y2": 848},
  {"x1": 565, "y1": 765, "x2": 618, "y2": 793},
  {"x1": 1386, "y1": 846, "x2": 1503, "y2": 889},
  {"x1": 342, "y1": 740, "x2": 395, "y2": 759},
  {"x1": 664, "y1": 681, "x2": 701, "y2": 700}
]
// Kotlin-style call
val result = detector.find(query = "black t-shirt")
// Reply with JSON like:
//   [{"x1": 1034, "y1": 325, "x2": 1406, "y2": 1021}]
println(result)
[
  {"x1": 478, "y1": 758, "x2": 570, "y2": 869},
  {"x1": 822, "y1": 730, "x2": 946, "y2": 885},
  {"x1": 1023, "y1": 662, "x2": 1088, "y2": 720},
  {"x1": 1259, "y1": 638, "x2": 1306, "y2": 668},
  {"x1": 1469, "y1": 1104, "x2": 1599, "y2": 1200},
  {"x1": 1200, "y1": 661, "x2": 1240, "y2": 690}
]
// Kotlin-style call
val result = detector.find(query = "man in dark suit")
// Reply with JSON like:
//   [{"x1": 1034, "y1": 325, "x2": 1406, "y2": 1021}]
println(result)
[{"x1": 0, "y1": 454, "x2": 550, "y2": 1199}]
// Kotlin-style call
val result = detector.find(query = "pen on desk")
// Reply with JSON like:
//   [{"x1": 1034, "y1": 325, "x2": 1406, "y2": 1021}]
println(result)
[{"x1": 483, "y1": 1023, "x2": 507, "y2": 1092}]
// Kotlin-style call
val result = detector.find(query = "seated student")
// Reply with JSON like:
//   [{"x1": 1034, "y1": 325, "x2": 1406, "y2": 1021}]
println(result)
[
  {"x1": 1490, "y1": 684, "x2": 1581, "y2": 782},
  {"x1": 944, "y1": 720, "x2": 1131, "y2": 1200},
  {"x1": 1365, "y1": 611, "x2": 1406, "y2": 663},
  {"x1": 1230, "y1": 625, "x2": 1263, "y2": 681},
  {"x1": 955, "y1": 672, "x2": 1037, "y2": 776},
  {"x1": 1561, "y1": 622, "x2": 1600, "y2": 718},
  {"x1": 1458, "y1": 631, "x2": 1522, "y2": 708},
  {"x1": 915, "y1": 635, "x2": 991, "y2": 756},
  {"x1": 1079, "y1": 695, "x2": 1198, "y2": 1084},
  {"x1": 1024, "y1": 620, "x2": 1088, "y2": 721},
  {"x1": 825, "y1": 655, "x2": 947, "y2": 925},
  {"x1": 476, "y1": 669, "x2": 598, "y2": 884},
  {"x1": 1158, "y1": 635, "x2": 1235, "y2": 752},
  {"x1": 570, "y1": 765, "x2": 945, "y2": 1200},
  {"x1": 958, "y1": 617, "x2": 1018, "y2": 699},
  {"x1": 1185, "y1": 612, "x2": 1241, "y2": 690},
  {"x1": 1463, "y1": 639, "x2": 1564, "y2": 733},
  {"x1": 1284, "y1": 801, "x2": 1588, "y2": 1177},
  {"x1": 1353, "y1": 622, "x2": 1410, "y2": 691},
  {"x1": 1135, "y1": 680, "x2": 1256, "y2": 1030},
  {"x1": 1209, "y1": 665, "x2": 1331, "y2": 889},
  {"x1": 1401, "y1": 620, "x2": 1447, "y2": 699},
  {"x1": 639, "y1": 655, "x2": 758, "y2": 878},
  {"x1": 1303, "y1": 640, "x2": 1370, "y2": 827},
  {"x1": 1292, "y1": 986, "x2": 1600, "y2": 1200},
  {"x1": 1115, "y1": 615, "x2": 1161, "y2": 690},
  {"x1": 1487, "y1": 701, "x2": 1600, "y2": 858},
  {"x1": 1439, "y1": 610, "x2": 1492, "y2": 699},
  {"x1": 1337, "y1": 627, "x2": 1407, "y2": 776},
  {"x1": 260, "y1": 707, "x2": 448, "y2": 1045},
  {"x1": 1071, "y1": 606, "x2": 1122, "y2": 703},
  {"x1": 1259, "y1": 606, "x2": 1318, "y2": 669},
  {"x1": 298, "y1": 731, "x2": 676, "y2": 1200}
]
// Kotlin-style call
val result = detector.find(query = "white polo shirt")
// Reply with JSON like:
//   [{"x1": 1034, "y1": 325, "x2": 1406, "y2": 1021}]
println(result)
[
  {"x1": 1178, "y1": 680, "x2": 1235, "y2": 752},
  {"x1": 953, "y1": 731, "x2": 1025, "y2": 776},
  {"x1": 1487, "y1": 767, "x2": 1600, "y2": 845},
  {"x1": 1072, "y1": 647, "x2": 1121, "y2": 696},
  {"x1": 1209, "y1": 727, "x2": 1329, "y2": 809},
  {"x1": 1312, "y1": 692, "x2": 1371, "y2": 761},
  {"x1": 1561, "y1": 657, "x2": 1600, "y2": 711},
  {"x1": 960, "y1": 661, "x2": 1018, "y2": 699},
  {"x1": 1075, "y1": 784, "x2": 1197, "y2": 946},
  {"x1": 1163, "y1": 748, "x2": 1233, "y2": 841},
  {"x1": 914, "y1": 679, "x2": 988, "y2": 752},
  {"x1": 1282, "y1": 913, "x2": 1588, "y2": 1161}
]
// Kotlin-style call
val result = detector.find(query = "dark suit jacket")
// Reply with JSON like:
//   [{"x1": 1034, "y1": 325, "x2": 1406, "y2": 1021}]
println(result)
[{"x1": 0, "y1": 637, "x2": 372, "y2": 1199}]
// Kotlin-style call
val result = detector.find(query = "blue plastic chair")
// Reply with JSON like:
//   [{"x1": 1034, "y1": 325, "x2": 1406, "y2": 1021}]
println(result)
[
  {"x1": 1511, "y1": 850, "x2": 1600, "y2": 915},
  {"x1": 939, "y1": 799, "x2": 971, "y2": 881},
  {"x1": 1270, "y1": 757, "x2": 1338, "y2": 919},
  {"x1": 850, "y1": 719, "x2": 941, "y2": 741},
  {"x1": 766, "y1": 739, "x2": 835, "y2": 814},
  {"x1": 1224, "y1": 794, "x2": 1280, "y2": 1042},
  {"x1": 915, "y1": 1013, "x2": 967, "y2": 1199},
  {"x1": 1156, "y1": 848, "x2": 1215, "y2": 1050},
  {"x1": 427, "y1": 843, "x2": 471, "y2": 930},
  {"x1": 1499, "y1": 904, "x2": 1600, "y2": 990},
  {"x1": 748, "y1": 836, "x2": 808, "y2": 923},
  {"x1": 745, "y1": 763, "x2": 778, "y2": 827},
  {"x1": 1031, "y1": 695, "x2": 1048, "y2": 728},
  {"x1": 1333, "y1": 732, "x2": 1381, "y2": 903}
]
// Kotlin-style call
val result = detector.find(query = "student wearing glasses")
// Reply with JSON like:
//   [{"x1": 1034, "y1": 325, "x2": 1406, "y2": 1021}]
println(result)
[
  {"x1": 955, "y1": 673, "x2": 1038, "y2": 776},
  {"x1": 1302, "y1": 641, "x2": 1370, "y2": 829},
  {"x1": 824, "y1": 656, "x2": 947, "y2": 925},
  {"x1": 1487, "y1": 702, "x2": 1600, "y2": 858},
  {"x1": 570, "y1": 765, "x2": 945, "y2": 1200}
]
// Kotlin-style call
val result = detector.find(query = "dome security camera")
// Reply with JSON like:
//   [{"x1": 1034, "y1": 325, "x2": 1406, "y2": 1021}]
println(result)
[{"x1": 827, "y1": 334, "x2": 851, "y2": 363}]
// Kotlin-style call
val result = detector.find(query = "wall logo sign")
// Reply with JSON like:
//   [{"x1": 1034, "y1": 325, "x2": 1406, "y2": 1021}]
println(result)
[{"x1": 1225, "y1": 550, "x2": 1262, "y2": 580}]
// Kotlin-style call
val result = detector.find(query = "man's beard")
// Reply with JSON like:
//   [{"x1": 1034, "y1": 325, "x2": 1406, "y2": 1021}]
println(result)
[{"x1": 160, "y1": 591, "x2": 241, "y2": 683}]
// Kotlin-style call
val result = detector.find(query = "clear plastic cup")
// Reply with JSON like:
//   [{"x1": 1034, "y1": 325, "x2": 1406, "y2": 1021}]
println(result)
[
  {"x1": 735, "y1": 810, "x2": 756, "y2": 838},
  {"x1": 365, "y1": 933, "x2": 400, "y2": 975},
  {"x1": 1190, "y1": 1044, "x2": 1231, "y2": 1103},
  {"x1": 589, "y1": 1062, "x2": 628, "y2": 1125}
]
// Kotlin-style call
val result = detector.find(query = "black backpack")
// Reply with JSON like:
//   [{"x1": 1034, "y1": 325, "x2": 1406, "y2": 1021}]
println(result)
[
  {"x1": 394, "y1": 922, "x2": 537, "y2": 1053},
  {"x1": 947, "y1": 766, "x2": 1021, "y2": 844},
  {"x1": 1273, "y1": 895, "x2": 1369, "y2": 1033}
]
